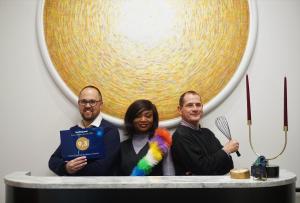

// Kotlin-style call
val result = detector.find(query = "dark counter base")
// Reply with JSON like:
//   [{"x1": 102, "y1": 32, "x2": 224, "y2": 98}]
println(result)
[{"x1": 6, "y1": 183, "x2": 295, "y2": 203}]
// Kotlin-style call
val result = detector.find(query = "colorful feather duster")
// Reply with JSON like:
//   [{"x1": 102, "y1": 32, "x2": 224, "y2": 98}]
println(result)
[{"x1": 131, "y1": 128, "x2": 172, "y2": 176}]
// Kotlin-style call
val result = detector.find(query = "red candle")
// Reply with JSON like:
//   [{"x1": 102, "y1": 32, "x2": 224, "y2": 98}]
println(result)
[
  {"x1": 246, "y1": 75, "x2": 251, "y2": 124},
  {"x1": 284, "y1": 77, "x2": 288, "y2": 129}
]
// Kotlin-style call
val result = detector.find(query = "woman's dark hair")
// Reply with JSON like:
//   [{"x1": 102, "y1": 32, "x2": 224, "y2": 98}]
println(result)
[{"x1": 124, "y1": 99, "x2": 159, "y2": 137}]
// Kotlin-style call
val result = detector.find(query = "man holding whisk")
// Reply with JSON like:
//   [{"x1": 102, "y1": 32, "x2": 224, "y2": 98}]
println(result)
[{"x1": 171, "y1": 90, "x2": 239, "y2": 175}]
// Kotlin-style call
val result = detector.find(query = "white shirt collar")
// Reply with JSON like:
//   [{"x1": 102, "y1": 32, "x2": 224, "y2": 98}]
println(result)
[{"x1": 78, "y1": 114, "x2": 103, "y2": 128}]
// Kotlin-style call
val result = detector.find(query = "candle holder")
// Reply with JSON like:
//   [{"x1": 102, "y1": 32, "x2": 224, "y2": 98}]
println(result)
[
  {"x1": 248, "y1": 121, "x2": 288, "y2": 179},
  {"x1": 246, "y1": 76, "x2": 288, "y2": 179}
]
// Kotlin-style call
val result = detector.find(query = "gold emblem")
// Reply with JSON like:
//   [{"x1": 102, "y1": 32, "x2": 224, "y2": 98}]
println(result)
[{"x1": 76, "y1": 137, "x2": 89, "y2": 151}]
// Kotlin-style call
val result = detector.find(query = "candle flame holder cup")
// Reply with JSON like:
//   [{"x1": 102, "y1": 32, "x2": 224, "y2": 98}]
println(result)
[{"x1": 248, "y1": 122, "x2": 288, "y2": 179}]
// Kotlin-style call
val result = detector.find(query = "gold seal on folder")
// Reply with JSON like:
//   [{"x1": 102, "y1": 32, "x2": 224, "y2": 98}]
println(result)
[
  {"x1": 76, "y1": 137, "x2": 89, "y2": 151},
  {"x1": 230, "y1": 169, "x2": 250, "y2": 179}
]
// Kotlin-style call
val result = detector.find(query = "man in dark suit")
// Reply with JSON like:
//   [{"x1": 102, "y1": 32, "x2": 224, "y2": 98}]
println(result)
[{"x1": 49, "y1": 85, "x2": 120, "y2": 176}]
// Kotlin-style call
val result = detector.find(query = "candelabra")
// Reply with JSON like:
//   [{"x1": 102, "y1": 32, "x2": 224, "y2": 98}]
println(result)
[{"x1": 246, "y1": 75, "x2": 288, "y2": 179}]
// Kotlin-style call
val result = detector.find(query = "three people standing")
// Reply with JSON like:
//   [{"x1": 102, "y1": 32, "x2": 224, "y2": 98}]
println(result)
[{"x1": 49, "y1": 87, "x2": 238, "y2": 176}]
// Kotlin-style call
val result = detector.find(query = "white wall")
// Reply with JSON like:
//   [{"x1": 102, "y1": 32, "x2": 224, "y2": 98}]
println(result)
[{"x1": 0, "y1": 0, "x2": 299, "y2": 202}]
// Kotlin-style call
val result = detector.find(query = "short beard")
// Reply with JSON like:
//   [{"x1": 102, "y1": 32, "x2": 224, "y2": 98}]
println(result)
[{"x1": 81, "y1": 114, "x2": 96, "y2": 122}]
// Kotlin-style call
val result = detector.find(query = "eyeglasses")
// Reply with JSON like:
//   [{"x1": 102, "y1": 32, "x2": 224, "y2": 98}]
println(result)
[{"x1": 78, "y1": 99, "x2": 101, "y2": 107}]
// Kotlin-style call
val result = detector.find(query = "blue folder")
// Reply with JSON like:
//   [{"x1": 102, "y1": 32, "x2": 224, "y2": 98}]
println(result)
[{"x1": 60, "y1": 127, "x2": 105, "y2": 161}]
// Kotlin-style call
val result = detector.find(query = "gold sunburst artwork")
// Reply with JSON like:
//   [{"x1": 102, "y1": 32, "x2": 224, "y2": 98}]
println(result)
[{"x1": 39, "y1": 0, "x2": 256, "y2": 126}]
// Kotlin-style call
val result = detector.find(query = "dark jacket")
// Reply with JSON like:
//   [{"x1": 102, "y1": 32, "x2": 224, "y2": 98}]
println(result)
[
  {"x1": 171, "y1": 125, "x2": 233, "y2": 175},
  {"x1": 48, "y1": 119, "x2": 120, "y2": 176},
  {"x1": 118, "y1": 138, "x2": 163, "y2": 176}
]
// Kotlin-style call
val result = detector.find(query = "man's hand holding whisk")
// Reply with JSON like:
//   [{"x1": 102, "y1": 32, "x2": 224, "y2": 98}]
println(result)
[
  {"x1": 215, "y1": 116, "x2": 241, "y2": 156},
  {"x1": 222, "y1": 139, "x2": 239, "y2": 155}
]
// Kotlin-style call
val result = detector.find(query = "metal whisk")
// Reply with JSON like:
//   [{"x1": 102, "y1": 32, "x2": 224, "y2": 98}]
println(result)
[{"x1": 215, "y1": 116, "x2": 241, "y2": 157}]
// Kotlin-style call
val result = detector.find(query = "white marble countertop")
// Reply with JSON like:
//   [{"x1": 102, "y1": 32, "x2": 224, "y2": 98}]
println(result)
[{"x1": 4, "y1": 169, "x2": 296, "y2": 189}]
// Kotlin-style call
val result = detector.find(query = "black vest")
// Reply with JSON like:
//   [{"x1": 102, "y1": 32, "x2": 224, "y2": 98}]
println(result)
[{"x1": 120, "y1": 139, "x2": 163, "y2": 176}]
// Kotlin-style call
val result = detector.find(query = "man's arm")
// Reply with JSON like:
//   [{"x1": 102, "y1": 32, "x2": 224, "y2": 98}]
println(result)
[{"x1": 48, "y1": 145, "x2": 69, "y2": 176}]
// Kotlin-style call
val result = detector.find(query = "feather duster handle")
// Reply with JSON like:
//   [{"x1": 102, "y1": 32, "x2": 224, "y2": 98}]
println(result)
[{"x1": 130, "y1": 128, "x2": 172, "y2": 176}]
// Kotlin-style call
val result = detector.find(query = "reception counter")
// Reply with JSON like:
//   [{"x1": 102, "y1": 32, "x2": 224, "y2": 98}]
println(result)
[{"x1": 4, "y1": 169, "x2": 296, "y2": 203}]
